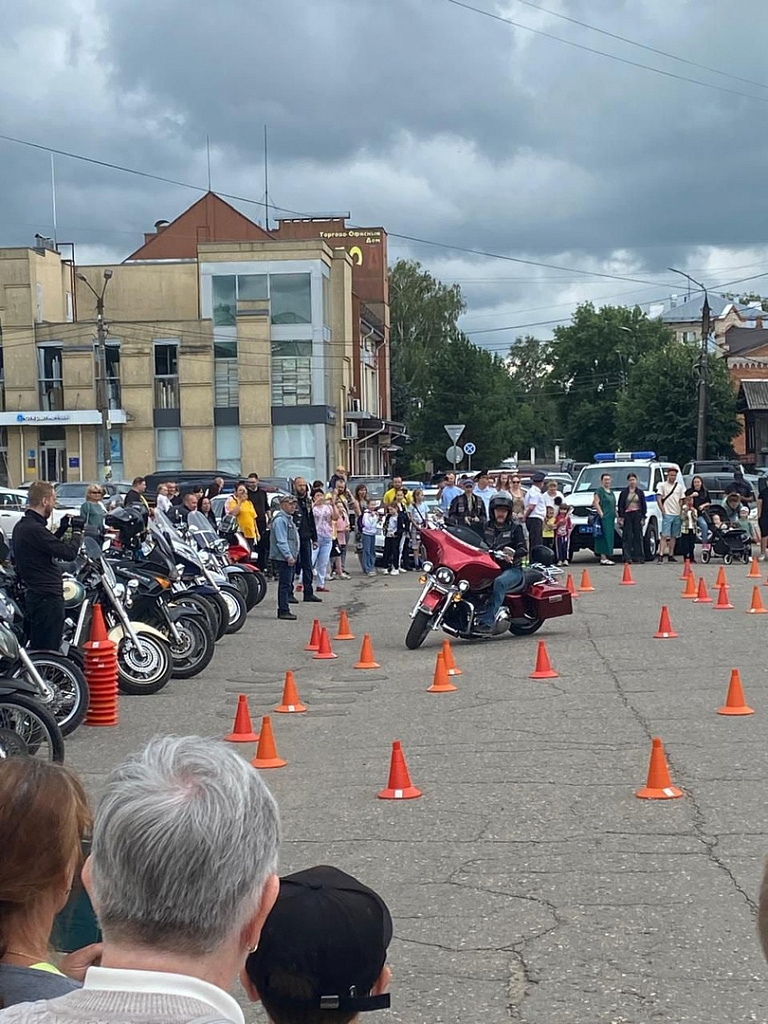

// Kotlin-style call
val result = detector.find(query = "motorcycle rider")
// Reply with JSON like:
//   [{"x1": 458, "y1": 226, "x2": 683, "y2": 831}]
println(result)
[{"x1": 475, "y1": 495, "x2": 528, "y2": 633}]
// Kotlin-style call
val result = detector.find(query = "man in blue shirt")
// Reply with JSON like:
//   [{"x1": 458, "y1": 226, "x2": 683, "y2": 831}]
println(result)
[
  {"x1": 438, "y1": 471, "x2": 462, "y2": 513},
  {"x1": 269, "y1": 494, "x2": 300, "y2": 620}
]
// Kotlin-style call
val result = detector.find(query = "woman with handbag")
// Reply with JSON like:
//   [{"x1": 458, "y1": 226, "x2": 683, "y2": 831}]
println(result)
[{"x1": 592, "y1": 472, "x2": 616, "y2": 565}]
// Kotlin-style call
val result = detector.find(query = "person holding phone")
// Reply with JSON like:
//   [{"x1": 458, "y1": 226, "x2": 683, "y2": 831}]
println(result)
[{"x1": 0, "y1": 759, "x2": 100, "y2": 1006}]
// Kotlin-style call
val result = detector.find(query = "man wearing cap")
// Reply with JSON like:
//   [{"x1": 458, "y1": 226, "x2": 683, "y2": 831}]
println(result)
[
  {"x1": 447, "y1": 477, "x2": 486, "y2": 532},
  {"x1": 524, "y1": 471, "x2": 548, "y2": 551},
  {"x1": 244, "y1": 865, "x2": 392, "y2": 1024},
  {"x1": 269, "y1": 494, "x2": 300, "y2": 620}
]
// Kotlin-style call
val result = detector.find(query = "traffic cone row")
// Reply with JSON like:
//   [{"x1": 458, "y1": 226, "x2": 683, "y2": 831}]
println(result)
[{"x1": 84, "y1": 604, "x2": 119, "y2": 727}]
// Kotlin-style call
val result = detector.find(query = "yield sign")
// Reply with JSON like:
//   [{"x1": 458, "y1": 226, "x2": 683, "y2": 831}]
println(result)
[{"x1": 444, "y1": 423, "x2": 466, "y2": 444}]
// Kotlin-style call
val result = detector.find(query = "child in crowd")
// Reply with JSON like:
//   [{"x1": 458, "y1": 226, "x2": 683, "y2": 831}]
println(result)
[
  {"x1": 543, "y1": 501, "x2": 557, "y2": 551},
  {"x1": 554, "y1": 498, "x2": 573, "y2": 565},
  {"x1": 360, "y1": 502, "x2": 380, "y2": 577},
  {"x1": 329, "y1": 497, "x2": 350, "y2": 580},
  {"x1": 679, "y1": 493, "x2": 697, "y2": 562},
  {"x1": 382, "y1": 503, "x2": 401, "y2": 574}
]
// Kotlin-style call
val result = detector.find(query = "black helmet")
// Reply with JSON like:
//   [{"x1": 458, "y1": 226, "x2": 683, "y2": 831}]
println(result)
[
  {"x1": 530, "y1": 544, "x2": 555, "y2": 566},
  {"x1": 488, "y1": 495, "x2": 514, "y2": 517},
  {"x1": 105, "y1": 505, "x2": 147, "y2": 540}
]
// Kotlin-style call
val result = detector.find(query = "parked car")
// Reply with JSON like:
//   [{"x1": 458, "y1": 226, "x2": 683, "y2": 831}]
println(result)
[
  {"x1": 54, "y1": 481, "x2": 131, "y2": 510},
  {"x1": 0, "y1": 487, "x2": 66, "y2": 533}
]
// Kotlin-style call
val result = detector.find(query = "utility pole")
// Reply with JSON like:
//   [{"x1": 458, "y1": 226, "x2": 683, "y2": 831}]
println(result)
[
  {"x1": 668, "y1": 268, "x2": 709, "y2": 461},
  {"x1": 77, "y1": 269, "x2": 113, "y2": 481}
]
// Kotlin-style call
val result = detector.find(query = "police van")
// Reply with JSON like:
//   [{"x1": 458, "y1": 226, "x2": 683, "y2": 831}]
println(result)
[{"x1": 566, "y1": 452, "x2": 683, "y2": 561}]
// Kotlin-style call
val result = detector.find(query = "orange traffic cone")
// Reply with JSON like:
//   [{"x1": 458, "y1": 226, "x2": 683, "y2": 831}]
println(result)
[
  {"x1": 620, "y1": 562, "x2": 635, "y2": 586},
  {"x1": 250, "y1": 715, "x2": 287, "y2": 769},
  {"x1": 530, "y1": 640, "x2": 558, "y2": 679},
  {"x1": 377, "y1": 740, "x2": 422, "y2": 800},
  {"x1": 693, "y1": 576, "x2": 712, "y2": 603},
  {"x1": 681, "y1": 572, "x2": 697, "y2": 599},
  {"x1": 747, "y1": 586, "x2": 768, "y2": 614},
  {"x1": 566, "y1": 573, "x2": 579, "y2": 599},
  {"x1": 334, "y1": 609, "x2": 355, "y2": 641},
  {"x1": 654, "y1": 605, "x2": 678, "y2": 638},
  {"x1": 274, "y1": 671, "x2": 307, "y2": 713},
  {"x1": 225, "y1": 694, "x2": 260, "y2": 742},
  {"x1": 442, "y1": 639, "x2": 462, "y2": 676},
  {"x1": 427, "y1": 650, "x2": 457, "y2": 692},
  {"x1": 313, "y1": 627, "x2": 338, "y2": 660},
  {"x1": 354, "y1": 633, "x2": 380, "y2": 669},
  {"x1": 679, "y1": 558, "x2": 693, "y2": 581},
  {"x1": 90, "y1": 602, "x2": 109, "y2": 643},
  {"x1": 305, "y1": 618, "x2": 321, "y2": 652},
  {"x1": 635, "y1": 737, "x2": 683, "y2": 799},
  {"x1": 748, "y1": 557, "x2": 762, "y2": 579},
  {"x1": 717, "y1": 668, "x2": 754, "y2": 716},
  {"x1": 579, "y1": 569, "x2": 595, "y2": 593},
  {"x1": 713, "y1": 584, "x2": 733, "y2": 610},
  {"x1": 715, "y1": 566, "x2": 728, "y2": 589}
]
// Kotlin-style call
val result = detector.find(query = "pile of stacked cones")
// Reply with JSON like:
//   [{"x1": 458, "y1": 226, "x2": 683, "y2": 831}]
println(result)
[{"x1": 84, "y1": 604, "x2": 119, "y2": 727}]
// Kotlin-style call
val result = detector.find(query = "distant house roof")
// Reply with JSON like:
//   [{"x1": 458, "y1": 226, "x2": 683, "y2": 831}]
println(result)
[
  {"x1": 659, "y1": 293, "x2": 764, "y2": 324},
  {"x1": 725, "y1": 326, "x2": 768, "y2": 356},
  {"x1": 738, "y1": 380, "x2": 768, "y2": 410}
]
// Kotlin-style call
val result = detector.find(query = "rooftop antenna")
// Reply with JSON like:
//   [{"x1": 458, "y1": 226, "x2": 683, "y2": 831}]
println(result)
[
  {"x1": 50, "y1": 153, "x2": 58, "y2": 247},
  {"x1": 264, "y1": 124, "x2": 270, "y2": 231},
  {"x1": 206, "y1": 135, "x2": 212, "y2": 191}
]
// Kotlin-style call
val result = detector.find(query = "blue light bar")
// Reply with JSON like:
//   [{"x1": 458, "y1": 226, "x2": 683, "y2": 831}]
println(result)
[{"x1": 594, "y1": 451, "x2": 657, "y2": 462}]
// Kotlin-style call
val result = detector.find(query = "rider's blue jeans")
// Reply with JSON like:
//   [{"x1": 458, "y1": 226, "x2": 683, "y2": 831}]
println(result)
[{"x1": 479, "y1": 566, "x2": 523, "y2": 625}]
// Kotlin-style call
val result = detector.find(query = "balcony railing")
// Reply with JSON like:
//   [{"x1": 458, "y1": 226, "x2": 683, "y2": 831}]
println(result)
[
  {"x1": 154, "y1": 375, "x2": 180, "y2": 409},
  {"x1": 39, "y1": 378, "x2": 64, "y2": 411}
]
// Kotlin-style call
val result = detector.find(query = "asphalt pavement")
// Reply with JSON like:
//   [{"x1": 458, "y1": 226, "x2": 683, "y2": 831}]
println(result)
[{"x1": 65, "y1": 556, "x2": 768, "y2": 1023}]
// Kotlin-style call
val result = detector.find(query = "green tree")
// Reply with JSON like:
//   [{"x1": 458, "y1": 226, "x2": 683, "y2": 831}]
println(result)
[
  {"x1": 549, "y1": 303, "x2": 671, "y2": 460},
  {"x1": 615, "y1": 342, "x2": 739, "y2": 464},
  {"x1": 506, "y1": 334, "x2": 558, "y2": 453}
]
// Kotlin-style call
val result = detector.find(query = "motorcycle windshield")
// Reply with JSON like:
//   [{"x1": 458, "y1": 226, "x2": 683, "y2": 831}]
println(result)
[
  {"x1": 149, "y1": 512, "x2": 203, "y2": 570},
  {"x1": 187, "y1": 511, "x2": 220, "y2": 548}
]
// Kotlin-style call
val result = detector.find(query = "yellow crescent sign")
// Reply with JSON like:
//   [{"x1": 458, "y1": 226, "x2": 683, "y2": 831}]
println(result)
[{"x1": 349, "y1": 245, "x2": 363, "y2": 266}]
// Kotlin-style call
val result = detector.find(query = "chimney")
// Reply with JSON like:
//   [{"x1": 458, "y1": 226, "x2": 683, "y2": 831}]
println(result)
[{"x1": 154, "y1": 220, "x2": 170, "y2": 233}]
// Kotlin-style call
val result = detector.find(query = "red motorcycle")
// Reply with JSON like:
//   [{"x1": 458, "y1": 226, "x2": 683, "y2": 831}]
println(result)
[{"x1": 405, "y1": 525, "x2": 573, "y2": 649}]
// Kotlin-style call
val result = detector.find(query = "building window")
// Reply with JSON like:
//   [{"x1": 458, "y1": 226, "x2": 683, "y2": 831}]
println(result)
[
  {"x1": 322, "y1": 274, "x2": 330, "y2": 329},
  {"x1": 215, "y1": 426, "x2": 241, "y2": 476},
  {"x1": 237, "y1": 274, "x2": 268, "y2": 300},
  {"x1": 154, "y1": 341, "x2": 179, "y2": 409},
  {"x1": 38, "y1": 345, "x2": 64, "y2": 410},
  {"x1": 212, "y1": 275, "x2": 237, "y2": 326},
  {"x1": 271, "y1": 340, "x2": 312, "y2": 407},
  {"x1": 156, "y1": 427, "x2": 182, "y2": 471},
  {"x1": 271, "y1": 274, "x2": 311, "y2": 325},
  {"x1": 273, "y1": 424, "x2": 316, "y2": 480},
  {"x1": 105, "y1": 343, "x2": 121, "y2": 409},
  {"x1": 214, "y1": 340, "x2": 239, "y2": 407}
]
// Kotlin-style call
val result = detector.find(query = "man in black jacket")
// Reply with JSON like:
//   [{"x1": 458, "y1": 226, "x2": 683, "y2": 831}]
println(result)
[
  {"x1": 292, "y1": 477, "x2": 322, "y2": 603},
  {"x1": 476, "y1": 495, "x2": 528, "y2": 632},
  {"x1": 247, "y1": 473, "x2": 270, "y2": 571},
  {"x1": 13, "y1": 481, "x2": 83, "y2": 650},
  {"x1": 447, "y1": 478, "x2": 486, "y2": 533}
]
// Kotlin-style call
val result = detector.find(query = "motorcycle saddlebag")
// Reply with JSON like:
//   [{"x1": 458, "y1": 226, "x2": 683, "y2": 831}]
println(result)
[{"x1": 527, "y1": 582, "x2": 573, "y2": 619}]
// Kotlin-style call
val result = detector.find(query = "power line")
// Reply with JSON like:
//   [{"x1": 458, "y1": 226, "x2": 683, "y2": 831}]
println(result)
[{"x1": 443, "y1": 0, "x2": 768, "y2": 107}]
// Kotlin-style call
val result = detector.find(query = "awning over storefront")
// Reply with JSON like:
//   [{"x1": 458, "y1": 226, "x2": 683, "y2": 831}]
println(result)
[{"x1": 0, "y1": 410, "x2": 128, "y2": 426}]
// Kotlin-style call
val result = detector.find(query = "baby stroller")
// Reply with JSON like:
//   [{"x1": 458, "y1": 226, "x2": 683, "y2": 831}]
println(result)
[{"x1": 700, "y1": 503, "x2": 752, "y2": 564}]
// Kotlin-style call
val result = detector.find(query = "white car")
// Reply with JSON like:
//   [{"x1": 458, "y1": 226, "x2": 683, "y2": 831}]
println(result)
[{"x1": 0, "y1": 487, "x2": 66, "y2": 537}]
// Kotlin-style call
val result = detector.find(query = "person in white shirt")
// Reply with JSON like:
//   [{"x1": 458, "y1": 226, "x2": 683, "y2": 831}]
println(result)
[
  {"x1": 0, "y1": 737, "x2": 280, "y2": 1024},
  {"x1": 656, "y1": 466, "x2": 686, "y2": 563},
  {"x1": 524, "y1": 471, "x2": 548, "y2": 551},
  {"x1": 155, "y1": 483, "x2": 172, "y2": 514},
  {"x1": 473, "y1": 470, "x2": 498, "y2": 516},
  {"x1": 360, "y1": 503, "x2": 380, "y2": 576}
]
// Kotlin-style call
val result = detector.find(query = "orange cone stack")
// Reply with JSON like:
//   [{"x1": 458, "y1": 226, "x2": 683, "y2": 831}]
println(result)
[
  {"x1": 274, "y1": 671, "x2": 307, "y2": 713},
  {"x1": 250, "y1": 716, "x2": 287, "y2": 768},
  {"x1": 442, "y1": 639, "x2": 462, "y2": 676},
  {"x1": 635, "y1": 737, "x2": 683, "y2": 799},
  {"x1": 579, "y1": 569, "x2": 595, "y2": 593},
  {"x1": 748, "y1": 557, "x2": 762, "y2": 579},
  {"x1": 653, "y1": 605, "x2": 678, "y2": 638},
  {"x1": 354, "y1": 633, "x2": 380, "y2": 669},
  {"x1": 715, "y1": 566, "x2": 728, "y2": 589},
  {"x1": 529, "y1": 640, "x2": 558, "y2": 679},
  {"x1": 334, "y1": 610, "x2": 355, "y2": 641},
  {"x1": 427, "y1": 651, "x2": 457, "y2": 692},
  {"x1": 377, "y1": 740, "x2": 422, "y2": 800},
  {"x1": 225, "y1": 694, "x2": 260, "y2": 741},
  {"x1": 566, "y1": 573, "x2": 579, "y2": 599},
  {"x1": 84, "y1": 639, "x2": 119, "y2": 726},
  {"x1": 679, "y1": 558, "x2": 693, "y2": 581},
  {"x1": 305, "y1": 618, "x2": 321, "y2": 652},
  {"x1": 313, "y1": 627, "x2": 338, "y2": 660},
  {"x1": 717, "y1": 669, "x2": 754, "y2": 716},
  {"x1": 693, "y1": 577, "x2": 712, "y2": 603},
  {"x1": 620, "y1": 563, "x2": 635, "y2": 585},
  {"x1": 681, "y1": 572, "x2": 697, "y2": 598},
  {"x1": 90, "y1": 602, "x2": 109, "y2": 642},
  {"x1": 713, "y1": 584, "x2": 734, "y2": 610},
  {"x1": 747, "y1": 586, "x2": 768, "y2": 614}
]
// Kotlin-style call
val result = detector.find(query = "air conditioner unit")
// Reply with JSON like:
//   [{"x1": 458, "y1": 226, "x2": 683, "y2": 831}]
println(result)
[{"x1": 343, "y1": 422, "x2": 359, "y2": 440}]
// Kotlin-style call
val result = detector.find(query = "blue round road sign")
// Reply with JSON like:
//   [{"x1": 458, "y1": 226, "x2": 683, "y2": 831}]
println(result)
[{"x1": 463, "y1": 442, "x2": 476, "y2": 456}]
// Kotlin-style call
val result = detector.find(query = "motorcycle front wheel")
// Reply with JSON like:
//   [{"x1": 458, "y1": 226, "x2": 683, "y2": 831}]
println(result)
[
  {"x1": 231, "y1": 571, "x2": 260, "y2": 611},
  {"x1": 117, "y1": 634, "x2": 173, "y2": 695},
  {"x1": 15, "y1": 652, "x2": 90, "y2": 736},
  {"x1": 405, "y1": 610, "x2": 433, "y2": 650},
  {"x1": 0, "y1": 693, "x2": 65, "y2": 762},
  {"x1": 221, "y1": 585, "x2": 248, "y2": 634},
  {"x1": 169, "y1": 616, "x2": 216, "y2": 679}
]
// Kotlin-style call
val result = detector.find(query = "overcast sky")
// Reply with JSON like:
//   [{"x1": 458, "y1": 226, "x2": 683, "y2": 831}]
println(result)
[{"x1": 2, "y1": 0, "x2": 768, "y2": 354}]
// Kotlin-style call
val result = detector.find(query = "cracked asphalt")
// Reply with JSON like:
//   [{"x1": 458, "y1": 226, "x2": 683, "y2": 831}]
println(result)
[{"x1": 66, "y1": 557, "x2": 768, "y2": 1022}]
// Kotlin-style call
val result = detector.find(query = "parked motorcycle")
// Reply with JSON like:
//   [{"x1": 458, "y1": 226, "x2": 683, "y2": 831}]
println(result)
[
  {"x1": 185, "y1": 512, "x2": 262, "y2": 613},
  {"x1": 0, "y1": 676, "x2": 65, "y2": 762},
  {"x1": 405, "y1": 525, "x2": 573, "y2": 649}
]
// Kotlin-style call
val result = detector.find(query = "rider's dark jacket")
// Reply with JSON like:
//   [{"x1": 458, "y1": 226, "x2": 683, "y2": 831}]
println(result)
[{"x1": 482, "y1": 516, "x2": 527, "y2": 565}]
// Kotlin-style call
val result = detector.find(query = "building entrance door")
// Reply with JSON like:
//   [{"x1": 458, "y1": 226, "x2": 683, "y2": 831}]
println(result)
[{"x1": 39, "y1": 428, "x2": 67, "y2": 483}]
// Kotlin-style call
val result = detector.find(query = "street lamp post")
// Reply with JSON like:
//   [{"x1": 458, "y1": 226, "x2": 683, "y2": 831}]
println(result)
[
  {"x1": 668, "y1": 268, "x2": 710, "y2": 462},
  {"x1": 76, "y1": 270, "x2": 113, "y2": 481}
]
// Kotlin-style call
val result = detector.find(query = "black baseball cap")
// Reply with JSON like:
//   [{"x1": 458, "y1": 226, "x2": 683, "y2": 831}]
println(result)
[{"x1": 247, "y1": 865, "x2": 392, "y2": 1015}]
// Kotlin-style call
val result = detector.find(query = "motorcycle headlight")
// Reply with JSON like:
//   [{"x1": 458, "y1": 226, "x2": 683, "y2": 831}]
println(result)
[
  {"x1": 436, "y1": 567, "x2": 455, "y2": 586},
  {"x1": 458, "y1": 579, "x2": 470, "y2": 592},
  {"x1": 422, "y1": 560, "x2": 434, "y2": 573},
  {"x1": 113, "y1": 582, "x2": 126, "y2": 600}
]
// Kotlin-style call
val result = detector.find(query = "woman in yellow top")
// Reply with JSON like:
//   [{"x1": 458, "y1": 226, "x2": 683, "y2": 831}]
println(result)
[{"x1": 226, "y1": 483, "x2": 259, "y2": 549}]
